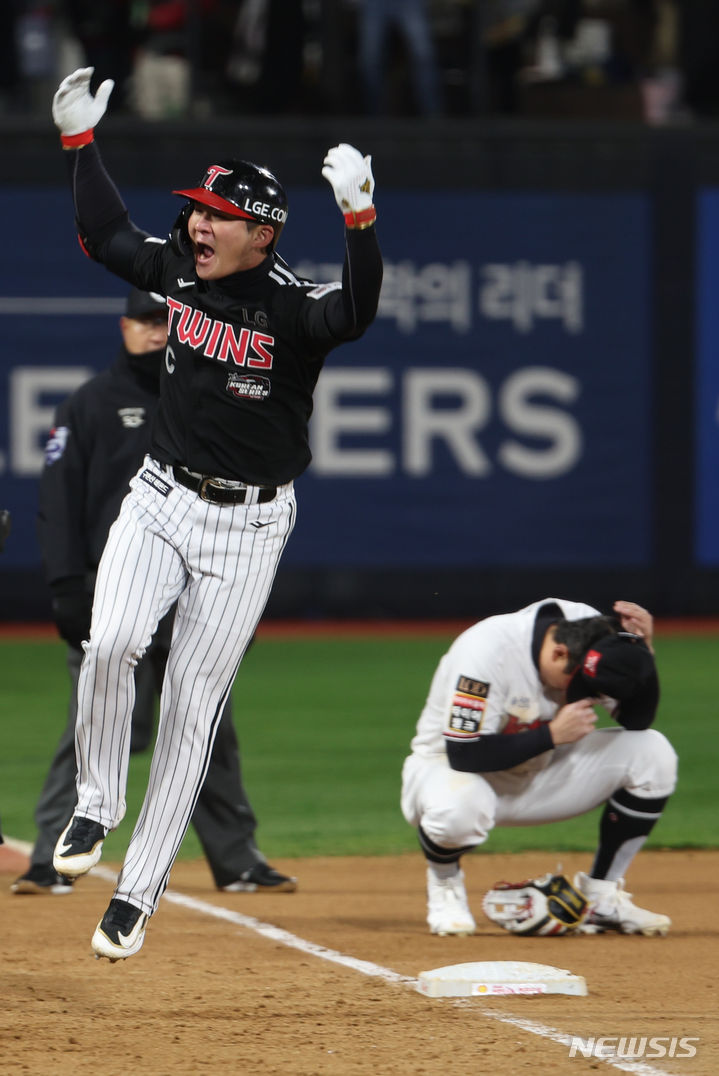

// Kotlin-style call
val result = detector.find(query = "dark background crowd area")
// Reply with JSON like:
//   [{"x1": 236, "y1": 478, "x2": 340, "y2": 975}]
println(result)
[
  {"x1": 1, "y1": 1, "x2": 719, "y2": 126},
  {"x1": 4, "y1": 4, "x2": 719, "y2": 623}
]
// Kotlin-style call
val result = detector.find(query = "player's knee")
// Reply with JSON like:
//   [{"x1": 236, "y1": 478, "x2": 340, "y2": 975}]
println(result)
[
  {"x1": 627, "y1": 728, "x2": 678, "y2": 797},
  {"x1": 83, "y1": 632, "x2": 146, "y2": 685},
  {"x1": 645, "y1": 729, "x2": 678, "y2": 794},
  {"x1": 421, "y1": 797, "x2": 495, "y2": 850},
  {"x1": 420, "y1": 811, "x2": 473, "y2": 850}
]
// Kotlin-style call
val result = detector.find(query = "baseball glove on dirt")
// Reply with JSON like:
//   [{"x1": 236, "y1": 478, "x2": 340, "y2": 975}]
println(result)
[{"x1": 482, "y1": 872, "x2": 588, "y2": 936}]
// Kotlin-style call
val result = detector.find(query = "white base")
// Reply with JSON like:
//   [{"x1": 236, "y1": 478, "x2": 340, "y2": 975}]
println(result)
[{"x1": 417, "y1": 960, "x2": 587, "y2": 997}]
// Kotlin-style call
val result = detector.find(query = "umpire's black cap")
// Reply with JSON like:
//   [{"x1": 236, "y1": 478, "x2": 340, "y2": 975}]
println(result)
[
  {"x1": 124, "y1": 288, "x2": 167, "y2": 319},
  {"x1": 566, "y1": 632, "x2": 660, "y2": 729}
]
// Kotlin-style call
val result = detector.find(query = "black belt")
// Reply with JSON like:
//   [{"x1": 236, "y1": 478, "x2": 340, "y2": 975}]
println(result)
[{"x1": 172, "y1": 466, "x2": 276, "y2": 505}]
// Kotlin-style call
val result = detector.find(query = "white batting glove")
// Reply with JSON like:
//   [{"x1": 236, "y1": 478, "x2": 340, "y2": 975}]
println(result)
[
  {"x1": 52, "y1": 67, "x2": 114, "y2": 146},
  {"x1": 322, "y1": 143, "x2": 377, "y2": 229}
]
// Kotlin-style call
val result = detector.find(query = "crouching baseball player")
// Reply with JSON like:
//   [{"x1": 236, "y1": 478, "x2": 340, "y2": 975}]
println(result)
[{"x1": 400, "y1": 598, "x2": 677, "y2": 937}]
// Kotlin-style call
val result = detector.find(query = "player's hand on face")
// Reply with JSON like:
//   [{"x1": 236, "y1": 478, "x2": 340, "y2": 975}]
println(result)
[
  {"x1": 52, "y1": 67, "x2": 114, "y2": 136},
  {"x1": 613, "y1": 600, "x2": 654, "y2": 652},
  {"x1": 549, "y1": 698, "x2": 598, "y2": 745}
]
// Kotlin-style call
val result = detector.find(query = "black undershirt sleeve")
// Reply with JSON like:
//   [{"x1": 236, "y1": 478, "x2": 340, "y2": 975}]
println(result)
[
  {"x1": 324, "y1": 227, "x2": 383, "y2": 337},
  {"x1": 446, "y1": 724, "x2": 555, "y2": 773},
  {"x1": 65, "y1": 141, "x2": 126, "y2": 234},
  {"x1": 64, "y1": 142, "x2": 149, "y2": 279}
]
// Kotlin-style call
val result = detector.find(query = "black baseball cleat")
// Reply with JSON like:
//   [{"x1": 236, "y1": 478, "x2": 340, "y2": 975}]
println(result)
[
  {"x1": 11, "y1": 864, "x2": 74, "y2": 895},
  {"x1": 53, "y1": 816, "x2": 107, "y2": 877},
  {"x1": 92, "y1": 898, "x2": 148, "y2": 961},
  {"x1": 220, "y1": 862, "x2": 298, "y2": 893}
]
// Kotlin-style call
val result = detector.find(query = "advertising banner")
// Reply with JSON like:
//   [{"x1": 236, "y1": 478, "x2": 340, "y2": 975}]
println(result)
[{"x1": 0, "y1": 186, "x2": 651, "y2": 577}]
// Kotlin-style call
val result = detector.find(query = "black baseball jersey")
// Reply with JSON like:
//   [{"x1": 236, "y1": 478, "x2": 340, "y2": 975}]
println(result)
[
  {"x1": 66, "y1": 142, "x2": 383, "y2": 485},
  {"x1": 37, "y1": 347, "x2": 162, "y2": 584}
]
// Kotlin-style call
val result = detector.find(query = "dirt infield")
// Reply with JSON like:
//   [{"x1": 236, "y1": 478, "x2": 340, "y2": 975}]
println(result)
[{"x1": 2, "y1": 847, "x2": 716, "y2": 1075}]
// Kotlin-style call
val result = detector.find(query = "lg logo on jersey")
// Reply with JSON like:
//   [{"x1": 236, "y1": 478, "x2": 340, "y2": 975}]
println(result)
[{"x1": 166, "y1": 297, "x2": 274, "y2": 369}]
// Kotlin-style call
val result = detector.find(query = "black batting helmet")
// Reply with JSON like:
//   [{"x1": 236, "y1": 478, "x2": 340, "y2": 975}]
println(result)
[{"x1": 173, "y1": 159, "x2": 288, "y2": 251}]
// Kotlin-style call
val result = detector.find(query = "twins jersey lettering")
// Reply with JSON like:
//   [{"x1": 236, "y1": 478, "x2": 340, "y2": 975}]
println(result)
[
  {"x1": 166, "y1": 296, "x2": 275, "y2": 367},
  {"x1": 128, "y1": 237, "x2": 368, "y2": 487}
]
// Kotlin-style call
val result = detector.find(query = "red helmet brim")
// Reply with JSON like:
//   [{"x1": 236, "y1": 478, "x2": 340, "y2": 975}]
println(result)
[{"x1": 172, "y1": 188, "x2": 256, "y2": 220}]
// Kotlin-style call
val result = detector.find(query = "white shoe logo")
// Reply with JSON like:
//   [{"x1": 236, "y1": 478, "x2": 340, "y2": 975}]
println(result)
[
  {"x1": 55, "y1": 823, "x2": 76, "y2": 858},
  {"x1": 117, "y1": 916, "x2": 146, "y2": 948}
]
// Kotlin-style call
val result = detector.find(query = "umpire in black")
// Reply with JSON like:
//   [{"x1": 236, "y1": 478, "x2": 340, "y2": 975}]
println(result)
[{"x1": 12, "y1": 289, "x2": 295, "y2": 895}]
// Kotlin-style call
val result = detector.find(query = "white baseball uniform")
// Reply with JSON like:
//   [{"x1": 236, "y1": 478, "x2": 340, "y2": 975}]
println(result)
[{"x1": 401, "y1": 598, "x2": 678, "y2": 852}]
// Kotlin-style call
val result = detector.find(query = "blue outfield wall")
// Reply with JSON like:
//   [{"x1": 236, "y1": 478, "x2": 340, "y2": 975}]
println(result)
[{"x1": 0, "y1": 185, "x2": 651, "y2": 607}]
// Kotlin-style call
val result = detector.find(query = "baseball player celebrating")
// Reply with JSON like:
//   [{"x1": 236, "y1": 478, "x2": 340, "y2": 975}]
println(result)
[
  {"x1": 50, "y1": 68, "x2": 382, "y2": 961},
  {"x1": 12, "y1": 289, "x2": 295, "y2": 898},
  {"x1": 400, "y1": 598, "x2": 677, "y2": 937}
]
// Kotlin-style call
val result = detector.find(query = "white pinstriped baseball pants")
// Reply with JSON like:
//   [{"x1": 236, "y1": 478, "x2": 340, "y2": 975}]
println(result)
[{"x1": 73, "y1": 457, "x2": 296, "y2": 914}]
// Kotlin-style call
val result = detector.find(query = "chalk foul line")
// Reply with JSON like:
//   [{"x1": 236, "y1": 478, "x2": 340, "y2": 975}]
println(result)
[{"x1": 5, "y1": 843, "x2": 681, "y2": 1076}]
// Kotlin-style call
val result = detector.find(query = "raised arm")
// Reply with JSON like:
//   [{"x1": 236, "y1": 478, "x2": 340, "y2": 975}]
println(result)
[
  {"x1": 52, "y1": 68, "x2": 149, "y2": 278},
  {"x1": 320, "y1": 143, "x2": 383, "y2": 338}
]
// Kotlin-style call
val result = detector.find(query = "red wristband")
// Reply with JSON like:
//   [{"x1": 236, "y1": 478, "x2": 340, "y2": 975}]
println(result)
[
  {"x1": 343, "y1": 206, "x2": 377, "y2": 230},
  {"x1": 61, "y1": 129, "x2": 94, "y2": 148}
]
